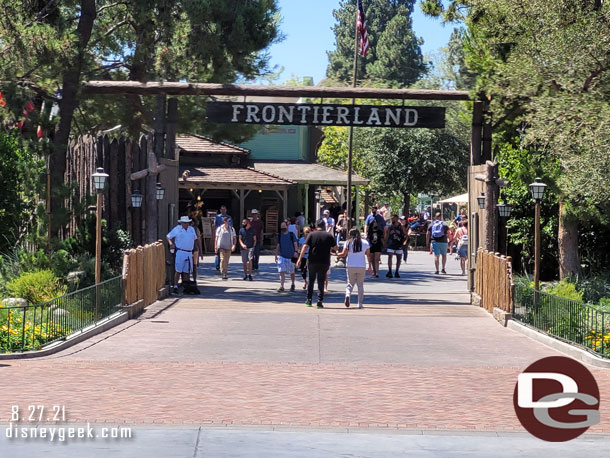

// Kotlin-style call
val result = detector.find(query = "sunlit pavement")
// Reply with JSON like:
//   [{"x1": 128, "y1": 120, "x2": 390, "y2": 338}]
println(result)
[{"x1": 2, "y1": 252, "x2": 609, "y2": 457}]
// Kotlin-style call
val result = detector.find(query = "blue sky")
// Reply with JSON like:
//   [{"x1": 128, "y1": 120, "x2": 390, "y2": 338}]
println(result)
[{"x1": 266, "y1": 0, "x2": 455, "y2": 84}]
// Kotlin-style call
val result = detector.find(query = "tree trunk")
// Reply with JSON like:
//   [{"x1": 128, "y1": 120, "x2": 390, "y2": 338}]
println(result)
[
  {"x1": 50, "y1": 0, "x2": 97, "y2": 236},
  {"x1": 126, "y1": 21, "x2": 156, "y2": 137},
  {"x1": 402, "y1": 193, "x2": 411, "y2": 217},
  {"x1": 558, "y1": 200, "x2": 581, "y2": 279}
]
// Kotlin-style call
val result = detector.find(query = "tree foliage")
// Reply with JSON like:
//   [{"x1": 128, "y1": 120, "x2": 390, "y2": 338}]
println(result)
[
  {"x1": 424, "y1": 0, "x2": 610, "y2": 277},
  {"x1": 359, "y1": 128, "x2": 467, "y2": 204},
  {"x1": 0, "y1": 132, "x2": 45, "y2": 253},
  {"x1": 326, "y1": 0, "x2": 427, "y2": 87}
]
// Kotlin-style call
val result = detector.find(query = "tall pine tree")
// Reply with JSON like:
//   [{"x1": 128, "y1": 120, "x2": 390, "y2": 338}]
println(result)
[{"x1": 326, "y1": 0, "x2": 427, "y2": 87}]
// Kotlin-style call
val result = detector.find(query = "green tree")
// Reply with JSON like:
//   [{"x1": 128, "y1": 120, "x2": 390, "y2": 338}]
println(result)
[
  {"x1": 425, "y1": 0, "x2": 610, "y2": 278},
  {"x1": 0, "y1": 0, "x2": 282, "y2": 238},
  {"x1": 326, "y1": 0, "x2": 427, "y2": 87},
  {"x1": 0, "y1": 132, "x2": 45, "y2": 253},
  {"x1": 359, "y1": 128, "x2": 468, "y2": 213}
]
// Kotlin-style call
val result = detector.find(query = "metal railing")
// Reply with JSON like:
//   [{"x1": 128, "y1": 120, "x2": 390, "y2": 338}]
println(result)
[
  {"x1": 0, "y1": 276, "x2": 123, "y2": 353},
  {"x1": 513, "y1": 284, "x2": 608, "y2": 359}
]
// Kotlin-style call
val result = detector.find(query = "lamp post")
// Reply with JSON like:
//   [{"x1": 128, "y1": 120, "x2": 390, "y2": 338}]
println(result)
[
  {"x1": 155, "y1": 183, "x2": 165, "y2": 239},
  {"x1": 529, "y1": 178, "x2": 547, "y2": 292},
  {"x1": 155, "y1": 183, "x2": 165, "y2": 201},
  {"x1": 92, "y1": 168, "x2": 109, "y2": 285},
  {"x1": 314, "y1": 187, "x2": 322, "y2": 222},
  {"x1": 496, "y1": 203, "x2": 512, "y2": 255},
  {"x1": 131, "y1": 191, "x2": 143, "y2": 209}
]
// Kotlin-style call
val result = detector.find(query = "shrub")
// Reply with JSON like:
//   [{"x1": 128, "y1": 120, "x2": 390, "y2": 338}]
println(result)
[
  {"x1": 5, "y1": 270, "x2": 66, "y2": 305},
  {"x1": 576, "y1": 271, "x2": 610, "y2": 304},
  {"x1": 544, "y1": 279, "x2": 584, "y2": 303}
]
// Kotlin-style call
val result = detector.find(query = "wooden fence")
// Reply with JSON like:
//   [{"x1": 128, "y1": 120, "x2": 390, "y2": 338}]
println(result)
[
  {"x1": 474, "y1": 248, "x2": 514, "y2": 313},
  {"x1": 64, "y1": 134, "x2": 155, "y2": 246},
  {"x1": 122, "y1": 242, "x2": 166, "y2": 308}
]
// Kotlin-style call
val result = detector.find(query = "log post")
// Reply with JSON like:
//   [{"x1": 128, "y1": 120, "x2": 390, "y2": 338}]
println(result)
[
  {"x1": 484, "y1": 161, "x2": 498, "y2": 252},
  {"x1": 470, "y1": 101, "x2": 483, "y2": 166},
  {"x1": 165, "y1": 98, "x2": 178, "y2": 159}
]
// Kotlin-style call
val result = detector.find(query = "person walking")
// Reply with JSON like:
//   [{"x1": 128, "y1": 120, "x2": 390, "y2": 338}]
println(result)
[
  {"x1": 297, "y1": 219, "x2": 337, "y2": 308},
  {"x1": 336, "y1": 228, "x2": 370, "y2": 308},
  {"x1": 296, "y1": 212, "x2": 306, "y2": 232},
  {"x1": 239, "y1": 218, "x2": 256, "y2": 281},
  {"x1": 399, "y1": 216, "x2": 410, "y2": 263},
  {"x1": 365, "y1": 206, "x2": 385, "y2": 277},
  {"x1": 167, "y1": 216, "x2": 199, "y2": 294},
  {"x1": 322, "y1": 209, "x2": 335, "y2": 234},
  {"x1": 275, "y1": 221, "x2": 298, "y2": 292},
  {"x1": 190, "y1": 218, "x2": 203, "y2": 284},
  {"x1": 426, "y1": 212, "x2": 449, "y2": 274},
  {"x1": 250, "y1": 209, "x2": 264, "y2": 271},
  {"x1": 215, "y1": 216, "x2": 236, "y2": 280},
  {"x1": 288, "y1": 216, "x2": 300, "y2": 239},
  {"x1": 454, "y1": 220, "x2": 469, "y2": 275},
  {"x1": 384, "y1": 214, "x2": 405, "y2": 278},
  {"x1": 298, "y1": 226, "x2": 311, "y2": 290},
  {"x1": 214, "y1": 205, "x2": 233, "y2": 271}
]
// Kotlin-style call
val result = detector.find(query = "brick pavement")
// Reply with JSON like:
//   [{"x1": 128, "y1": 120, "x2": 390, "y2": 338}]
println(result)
[{"x1": 2, "y1": 253, "x2": 609, "y2": 434}]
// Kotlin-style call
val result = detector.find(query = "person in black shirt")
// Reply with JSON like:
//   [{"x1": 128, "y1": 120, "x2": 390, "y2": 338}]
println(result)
[
  {"x1": 297, "y1": 219, "x2": 337, "y2": 308},
  {"x1": 385, "y1": 214, "x2": 406, "y2": 278}
]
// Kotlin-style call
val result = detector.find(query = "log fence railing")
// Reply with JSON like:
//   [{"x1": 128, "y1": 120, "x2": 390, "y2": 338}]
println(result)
[
  {"x1": 122, "y1": 242, "x2": 166, "y2": 312},
  {"x1": 475, "y1": 249, "x2": 514, "y2": 314}
]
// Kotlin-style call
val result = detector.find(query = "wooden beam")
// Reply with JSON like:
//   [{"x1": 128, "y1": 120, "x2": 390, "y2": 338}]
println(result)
[{"x1": 83, "y1": 81, "x2": 471, "y2": 101}]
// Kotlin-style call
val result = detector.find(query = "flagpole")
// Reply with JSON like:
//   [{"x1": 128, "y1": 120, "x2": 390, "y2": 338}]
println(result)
[{"x1": 346, "y1": 3, "x2": 360, "y2": 230}]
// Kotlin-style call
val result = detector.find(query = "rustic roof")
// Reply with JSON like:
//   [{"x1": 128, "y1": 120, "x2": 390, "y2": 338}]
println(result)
[
  {"x1": 176, "y1": 134, "x2": 250, "y2": 155},
  {"x1": 252, "y1": 161, "x2": 369, "y2": 186},
  {"x1": 179, "y1": 166, "x2": 293, "y2": 189}
]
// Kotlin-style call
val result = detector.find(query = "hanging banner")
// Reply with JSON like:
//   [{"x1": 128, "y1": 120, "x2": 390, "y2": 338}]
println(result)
[{"x1": 206, "y1": 102, "x2": 445, "y2": 128}]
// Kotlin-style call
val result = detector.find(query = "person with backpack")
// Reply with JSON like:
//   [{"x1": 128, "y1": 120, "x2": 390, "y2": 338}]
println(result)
[
  {"x1": 275, "y1": 221, "x2": 299, "y2": 292},
  {"x1": 384, "y1": 214, "x2": 405, "y2": 278},
  {"x1": 426, "y1": 212, "x2": 449, "y2": 274},
  {"x1": 336, "y1": 228, "x2": 370, "y2": 308},
  {"x1": 364, "y1": 206, "x2": 385, "y2": 277},
  {"x1": 454, "y1": 220, "x2": 469, "y2": 275}
]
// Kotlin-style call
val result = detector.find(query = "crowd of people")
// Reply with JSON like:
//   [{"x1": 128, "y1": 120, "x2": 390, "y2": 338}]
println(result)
[{"x1": 165, "y1": 202, "x2": 469, "y2": 308}]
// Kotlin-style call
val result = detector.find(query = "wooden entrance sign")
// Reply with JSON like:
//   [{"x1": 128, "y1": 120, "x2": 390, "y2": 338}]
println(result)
[{"x1": 206, "y1": 102, "x2": 445, "y2": 129}]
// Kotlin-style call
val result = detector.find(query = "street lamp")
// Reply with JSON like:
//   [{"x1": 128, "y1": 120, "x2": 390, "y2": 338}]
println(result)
[
  {"x1": 91, "y1": 168, "x2": 108, "y2": 285},
  {"x1": 131, "y1": 191, "x2": 143, "y2": 208},
  {"x1": 477, "y1": 193, "x2": 486, "y2": 209},
  {"x1": 314, "y1": 186, "x2": 322, "y2": 221},
  {"x1": 529, "y1": 178, "x2": 547, "y2": 292},
  {"x1": 496, "y1": 203, "x2": 512, "y2": 218},
  {"x1": 156, "y1": 183, "x2": 165, "y2": 200},
  {"x1": 497, "y1": 203, "x2": 513, "y2": 255}
]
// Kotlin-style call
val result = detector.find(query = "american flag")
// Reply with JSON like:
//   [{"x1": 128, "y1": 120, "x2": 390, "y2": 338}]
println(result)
[{"x1": 357, "y1": 0, "x2": 370, "y2": 57}]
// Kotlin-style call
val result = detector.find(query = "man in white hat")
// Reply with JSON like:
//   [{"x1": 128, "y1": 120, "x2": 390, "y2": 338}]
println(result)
[{"x1": 167, "y1": 216, "x2": 199, "y2": 293}]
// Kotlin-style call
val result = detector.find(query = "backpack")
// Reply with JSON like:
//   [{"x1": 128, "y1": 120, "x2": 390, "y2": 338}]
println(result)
[{"x1": 431, "y1": 221, "x2": 445, "y2": 239}]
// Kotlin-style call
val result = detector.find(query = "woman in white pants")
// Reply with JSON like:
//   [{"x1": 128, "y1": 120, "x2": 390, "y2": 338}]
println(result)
[{"x1": 336, "y1": 228, "x2": 370, "y2": 308}]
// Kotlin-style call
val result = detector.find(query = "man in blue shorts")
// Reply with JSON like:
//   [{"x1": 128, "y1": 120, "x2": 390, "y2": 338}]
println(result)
[{"x1": 426, "y1": 212, "x2": 449, "y2": 274}]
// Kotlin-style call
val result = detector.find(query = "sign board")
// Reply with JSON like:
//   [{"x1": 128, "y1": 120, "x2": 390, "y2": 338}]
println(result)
[{"x1": 206, "y1": 102, "x2": 445, "y2": 129}]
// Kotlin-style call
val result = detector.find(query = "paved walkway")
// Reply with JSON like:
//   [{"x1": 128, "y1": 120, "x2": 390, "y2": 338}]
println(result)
[{"x1": 2, "y1": 252, "x2": 609, "y2": 456}]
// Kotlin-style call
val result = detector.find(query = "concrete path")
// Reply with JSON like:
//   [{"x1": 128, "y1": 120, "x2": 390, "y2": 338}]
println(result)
[{"x1": 2, "y1": 252, "x2": 609, "y2": 457}]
